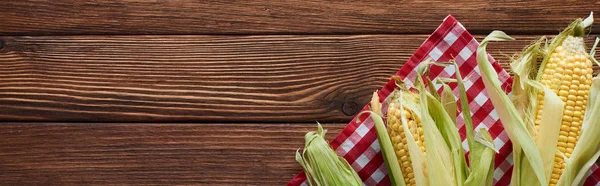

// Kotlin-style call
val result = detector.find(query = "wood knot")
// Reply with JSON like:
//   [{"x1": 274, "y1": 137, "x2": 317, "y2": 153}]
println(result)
[
  {"x1": 342, "y1": 101, "x2": 359, "y2": 116},
  {"x1": 0, "y1": 38, "x2": 4, "y2": 50}
]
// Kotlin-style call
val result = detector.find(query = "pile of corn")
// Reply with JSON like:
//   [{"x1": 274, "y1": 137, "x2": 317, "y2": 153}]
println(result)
[
  {"x1": 297, "y1": 13, "x2": 600, "y2": 186},
  {"x1": 366, "y1": 13, "x2": 600, "y2": 186},
  {"x1": 367, "y1": 59, "x2": 497, "y2": 186}
]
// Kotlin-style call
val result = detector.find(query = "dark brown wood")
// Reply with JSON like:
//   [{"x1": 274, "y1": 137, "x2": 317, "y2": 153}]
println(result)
[
  {"x1": 0, "y1": 123, "x2": 344, "y2": 185},
  {"x1": 0, "y1": 0, "x2": 598, "y2": 35},
  {"x1": 1, "y1": 35, "x2": 598, "y2": 122},
  {"x1": 0, "y1": 35, "x2": 413, "y2": 122}
]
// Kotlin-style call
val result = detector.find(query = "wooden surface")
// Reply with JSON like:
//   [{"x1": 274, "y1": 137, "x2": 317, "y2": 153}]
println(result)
[
  {"x1": 0, "y1": 123, "x2": 343, "y2": 185},
  {"x1": 1, "y1": 35, "x2": 598, "y2": 122},
  {"x1": 1, "y1": 1, "x2": 600, "y2": 185},
  {"x1": 0, "y1": 0, "x2": 598, "y2": 35}
]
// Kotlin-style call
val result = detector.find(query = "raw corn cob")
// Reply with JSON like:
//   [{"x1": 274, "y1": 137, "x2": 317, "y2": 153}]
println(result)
[
  {"x1": 387, "y1": 91, "x2": 425, "y2": 186},
  {"x1": 534, "y1": 35, "x2": 594, "y2": 186},
  {"x1": 295, "y1": 123, "x2": 362, "y2": 186},
  {"x1": 477, "y1": 12, "x2": 600, "y2": 186}
]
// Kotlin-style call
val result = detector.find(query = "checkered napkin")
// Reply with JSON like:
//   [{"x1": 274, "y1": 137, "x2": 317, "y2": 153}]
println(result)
[{"x1": 287, "y1": 15, "x2": 600, "y2": 186}]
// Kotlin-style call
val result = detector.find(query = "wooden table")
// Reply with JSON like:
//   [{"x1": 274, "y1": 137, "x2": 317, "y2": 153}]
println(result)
[{"x1": 1, "y1": 1, "x2": 599, "y2": 185}]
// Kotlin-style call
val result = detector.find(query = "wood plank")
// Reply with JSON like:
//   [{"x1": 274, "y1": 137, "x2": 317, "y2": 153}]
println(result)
[
  {"x1": 0, "y1": 0, "x2": 598, "y2": 35},
  {"x1": 0, "y1": 123, "x2": 344, "y2": 185},
  {"x1": 1, "y1": 35, "x2": 599, "y2": 122}
]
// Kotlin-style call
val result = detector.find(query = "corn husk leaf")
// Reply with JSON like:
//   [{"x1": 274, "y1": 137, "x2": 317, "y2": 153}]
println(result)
[
  {"x1": 441, "y1": 83, "x2": 458, "y2": 125},
  {"x1": 510, "y1": 143, "x2": 523, "y2": 186},
  {"x1": 296, "y1": 123, "x2": 363, "y2": 186},
  {"x1": 560, "y1": 152, "x2": 575, "y2": 186},
  {"x1": 454, "y1": 62, "x2": 474, "y2": 153},
  {"x1": 572, "y1": 148, "x2": 600, "y2": 186},
  {"x1": 476, "y1": 30, "x2": 548, "y2": 186},
  {"x1": 465, "y1": 128, "x2": 496, "y2": 186},
  {"x1": 450, "y1": 59, "x2": 498, "y2": 185},
  {"x1": 427, "y1": 78, "x2": 441, "y2": 100},
  {"x1": 423, "y1": 85, "x2": 467, "y2": 186},
  {"x1": 392, "y1": 75, "x2": 407, "y2": 90},
  {"x1": 452, "y1": 61, "x2": 477, "y2": 168},
  {"x1": 527, "y1": 80, "x2": 564, "y2": 183},
  {"x1": 451, "y1": 60, "x2": 497, "y2": 186},
  {"x1": 414, "y1": 76, "x2": 457, "y2": 186},
  {"x1": 582, "y1": 12, "x2": 594, "y2": 28},
  {"x1": 590, "y1": 37, "x2": 600, "y2": 67},
  {"x1": 371, "y1": 111, "x2": 405, "y2": 186},
  {"x1": 515, "y1": 80, "x2": 565, "y2": 186},
  {"x1": 438, "y1": 77, "x2": 459, "y2": 83},
  {"x1": 397, "y1": 91, "x2": 428, "y2": 186},
  {"x1": 520, "y1": 150, "x2": 544, "y2": 185},
  {"x1": 509, "y1": 39, "x2": 544, "y2": 137},
  {"x1": 370, "y1": 92, "x2": 383, "y2": 117},
  {"x1": 511, "y1": 38, "x2": 543, "y2": 91},
  {"x1": 416, "y1": 59, "x2": 431, "y2": 78}
]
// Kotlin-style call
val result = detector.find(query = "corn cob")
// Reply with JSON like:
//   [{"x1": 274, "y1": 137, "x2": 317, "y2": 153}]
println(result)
[
  {"x1": 295, "y1": 123, "x2": 363, "y2": 186},
  {"x1": 533, "y1": 35, "x2": 594, "y2": 186},
  {"x1": 387, "y1": 92, "x2": 425, "y2": 186}
]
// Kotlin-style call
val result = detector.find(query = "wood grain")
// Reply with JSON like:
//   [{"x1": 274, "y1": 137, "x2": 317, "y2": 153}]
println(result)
[
  {"x1": 0, "y1": 123, "x2": 344, "y2": 185},
  {"x1": 1, "y1": 35, "x2": 599, "y2": 122},
  {"x1": 0, "y1": 35, "x2": 410, "y2": 122},
  {"x1": 1, "y1": 0, "x2": 599, "y2": 35}
]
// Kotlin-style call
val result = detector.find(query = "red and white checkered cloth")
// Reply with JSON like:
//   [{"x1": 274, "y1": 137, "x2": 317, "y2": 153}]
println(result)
[{"x1": 288, "y1": 15, "x2": 600, "y2": 186}]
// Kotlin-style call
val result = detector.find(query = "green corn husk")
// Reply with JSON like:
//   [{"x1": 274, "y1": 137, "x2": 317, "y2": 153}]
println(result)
[
  {"x1": 440, "y1": 83, "x2": 458, "y2": 125},
  {"x1": 450, "y1": 61, "x2": 498, "y2": 186},
  {"x1": 433, "y1": 62, "x2": 497, "y2": 186},
  {"x1": 424, "y1": 84, "x2": 466, "y2": 186},
  {"x1": 427, "y1": 78, "x2": 441, "y2": 100},
  {"x1": 465, "y1": 128, "x2": 497, "y2": 186},
  {"x1": 476, "y1": 30, "x2": 549, "y2": 186},
  {"x1": 295, "y1": 123, "x2": 362, "y2": 186},
  {"x1": 418, "y1": 86, "x2": 457, "y2": 186},
  {"x1": 438, "y1": 61, "x2": 498, "y2": 186},
  {"x1": 453, "y1": 63, "x2": 476, "y2": 164},
  {"x1": 509, "y1": 38, "x2": 544, "y2": 139},
  {"x1": 411, "y1": 69, "x2": 460, "y2": 186},
  {"x1": 531, "y1": 80, "x2": 565, "y2": 184}
]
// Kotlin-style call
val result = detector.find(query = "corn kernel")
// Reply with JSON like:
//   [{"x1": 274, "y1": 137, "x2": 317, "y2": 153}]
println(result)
[
  {"x1": 559, "y1": 90, "x2": 569, "y2": 96},
  {"x1": 569, "y1": 127, "x2": 579, "y2": 133},
  {"x1": 564, "y1": 110, "x2": 573, "y2": 116},
  {"x1": 558, "y1": 135, "x2": 568, "y2": 142},
  {"x1": 569, "y1": 132, "x2": 578, "y2": 137},
  {"x1": 567, "y1": 136, "x2": 577, "y2": 144},
  {"x1": 573, "y1": 111, "x2": 583, "y2": 118}
]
